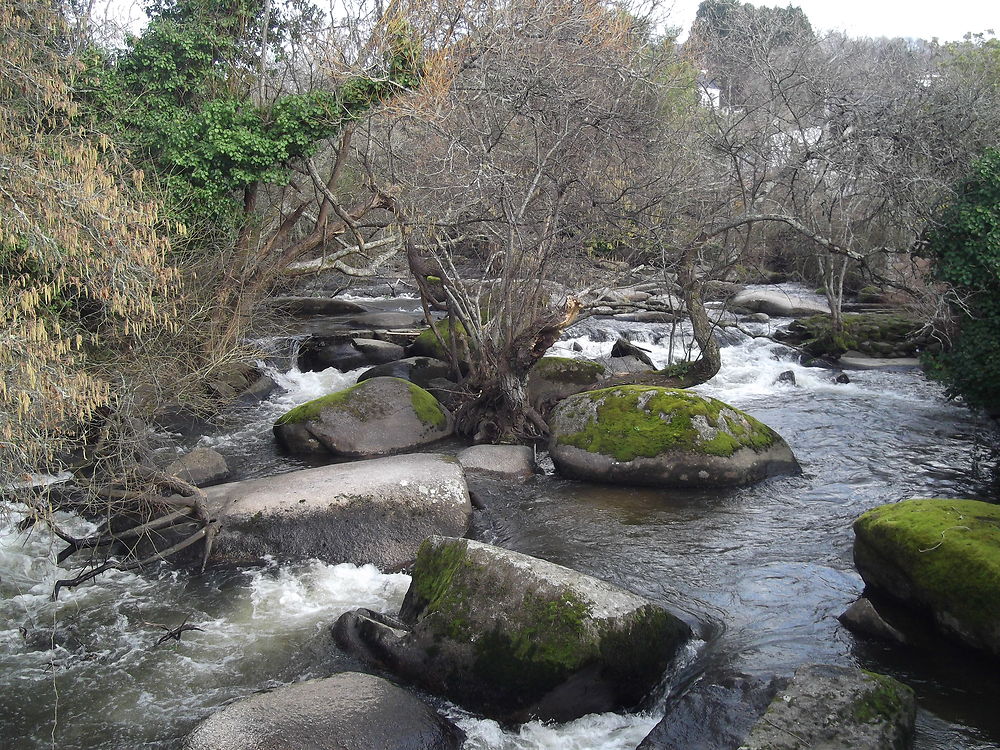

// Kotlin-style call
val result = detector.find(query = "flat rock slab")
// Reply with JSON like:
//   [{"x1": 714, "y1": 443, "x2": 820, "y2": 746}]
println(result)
[
  {"x1": 184, "y1": 672, "x2": 464, "y2": 750},
  {"x1": 267, "y1": 296, "x2": 368, "y2": 316},
  {"x1": 839, "y1": 352, "x2": 922, "y2": 371},
  {"x1": 741, "y1": 664, "x2": 915, "y2": 750},
  {"x1": 731, "y1": 288, "x2": 830, "y2": 318},
  {"x1": 457, "y1": 444, "x2": 536, "y2": 481},
  {"x1": 204, "y1": 454, "x2": 471, "y2": 569}
]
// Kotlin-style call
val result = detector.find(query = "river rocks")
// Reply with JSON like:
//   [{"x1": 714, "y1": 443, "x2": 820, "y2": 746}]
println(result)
[
  {"x1": 407, "y1": 318, "x2": 469, "y2": 363},
  {"x1": 527, "y1": 356, "x2": 607, "y2": 413},
  {"x1": 741, "y1": 664, "x2": 916, "y2": 750},
  {"x1": 853, "y1": 498, "x2": 1000, "y2": 658},
  {"x1": 548, "y1": 386, "x2": 799, "y2": 488},
  {"x1": 457, "y1": 444, "x2": 535, "y2": 481},
  {"x1": 731, "y1": 288, "x2": 829, "y2": 317},
  {"x1": 165, "y1": 447, "x2": 230, "y2": 487},
  {"x1": 637, "y1": 671, "x2": 786, "y2": 750},
  {"x1": 203, "y1": 454, "x2": 471, "y2": 568},
  {"x1": 838, "y1": 597, "x2": 909, "y2": 646},
  {"x1": 183, "y1": 672, "x2": 464, "y2": 750},
  {"x1": 273, "y1": 377, "x2": 453, "y2": 457},
  {"x1": 344, "y1": 311, "x2": 424, "y2": 329},
  {"x1": 298, "y1": 337, "x2": 405, "y2": 372},
  {"x1": 779, "y1": 312, "x2": 927, "y2": 360},
  {"x1": 357, "y1": 356, "x2": 454, "y2": 389},
  {"x1": 267, "y1": 295, "x2": 367, "y2": 316},
  {"x1": 775, "y1": 369, "x2": 797, "y2": 385},
  {"x1": 334, "y1": 536, "x2": 691, "y2": 723}
]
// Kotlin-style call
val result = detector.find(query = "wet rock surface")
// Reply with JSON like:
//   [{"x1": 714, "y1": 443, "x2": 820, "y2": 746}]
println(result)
[
  {"x1": 334, "y1": 536, "x2": 691, "y2": 723},
  {"x1": 203, "y1": 454, "x2": 472, "y2": 568},
  {"x1": 183, "y1": 671, "x2": 464, "y2": 750}
]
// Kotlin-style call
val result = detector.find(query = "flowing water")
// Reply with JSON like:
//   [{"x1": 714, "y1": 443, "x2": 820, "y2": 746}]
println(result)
[{"x1": 2, "y1": 292, "x2": 999, "y2": 749}]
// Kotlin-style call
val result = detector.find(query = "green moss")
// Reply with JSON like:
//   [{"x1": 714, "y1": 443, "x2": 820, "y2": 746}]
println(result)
[
  {"x1": 408, "y1": 382, "x2": 447, "y2": 428},
  {"x1": 796, "y1": 312, "x2": 922, "y2": 357},
  {"x1": 555, "y1": 386, "x2": 778, "y2": 461},
  {"x1": 274, "y1": 383, "x2": 359, "y2": 425},
  {"x1": 412, "y1": 318, "x2": 469, "y2": 360},
  {"x1": 532, "y1": 356, "x2": 606, "y2": 384},
  {"x1": 854, "y1": 498, "x2": 1000, "y2": 631},
  {"x1": 408, "y1": 538, "x2": 476, "y2": 639},
  {"x1": 425, "y1": 275, "x2": 441, "y2": 283},
  {"x1": 853, "y1": 671, "x2": 913, "y2": 724},
  {"x1": 597, "y1": 605, "x2": 689, "y2": 704}
]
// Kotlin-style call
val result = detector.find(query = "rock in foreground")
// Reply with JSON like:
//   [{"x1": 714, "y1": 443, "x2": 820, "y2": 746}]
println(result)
[
  {"x1": 204, "y1": 454, "x2": 471, "y2": 568},
  {"x1": 184, "y1": 672, "x2": 464, "y2": 750},
  {"x1": 273, "y1": 377, "x2": 453, "y2": 457},
  {"x1": 853, "y1": 498, "x2": 1000, "y2": 657},
  {"x1": 741, "y1": 664, "x2": 915, "y2": 750},
  {"x1": 548, "y1": 386, "x2": 798, "y2": 487},
  {"x1": 334, "y1": 536, "x2": 690, "y2": 723}
]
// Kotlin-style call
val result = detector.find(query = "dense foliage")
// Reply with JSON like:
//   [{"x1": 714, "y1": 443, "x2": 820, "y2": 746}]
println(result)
[
  {"x1": 926, "y1": 148, "x2": 1000, "y2": 413},
  {"x1": 0, "y1": 1, "x2": 178, "y2": 484}
]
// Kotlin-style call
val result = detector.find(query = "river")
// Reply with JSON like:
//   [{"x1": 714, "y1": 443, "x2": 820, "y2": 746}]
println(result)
[{"x1": 2, "y1": 292, "x2": 998, "y2": 749}]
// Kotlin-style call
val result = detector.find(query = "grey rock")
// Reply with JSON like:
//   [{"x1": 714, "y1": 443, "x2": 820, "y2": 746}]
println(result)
[
  {"x1": 741, "y1": 664, "x2": 915, "y2": 750},
  {"x1": 775, "y1": 370, "x2": 796, "y2": 385},
  {"x1": 597, "y1": 354, "x2": 655, "y2": 376},
  {"x1": 527, "y1": 357, "x2": 607, "y2": 413},
  {"x1": 299, "y1": 337, "x2": 405, "y2": 372},
  {"x1": 457, "y1": 445, "x2": 536, "y2": 481},
  {"x1": 836, "y1": 372, "x2": 852, "y2": 384},
  {"x1": 731, "y1": 288, "x2": 830, "y2": 318},
  {"x1": 548, "y1": 387, "x2": 799, "y2": 488},
  {"x1": 838, "y1": 597, "x2": 909, "y2": 646},
  {"x1": 611, "y1": 338, "x2": 656, "y2": 367},
  {"x1": 204, "y1": 454, "x2": 472, "y2": 568},
  {"x1": 166, "y1": 448, "x2": 230, "y2": 487},
  {"x1": 183, "y1": 672, "x2": 464, "y2": 750},
  {"x1": 273, "y1": 377, "x2": 453, "y2": 457},
  {"x1": 267, "y1": 296, "x2": 367, "y2": 316},
  {"x1": 358, "y1": 356, "x2": 454, "y2": 389},
  {"x1": 334, "y1": 536, "x2": 690, "y2": 723},
  {"x1": 638, "y1": 671, "x2": 786, "y2": 750},
  {"x1": 344, "y1": 312, "x2": 424, "y2": 329}
]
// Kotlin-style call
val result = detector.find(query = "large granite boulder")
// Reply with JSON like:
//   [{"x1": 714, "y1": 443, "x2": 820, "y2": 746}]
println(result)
[
  {"x1": 741, "y1": 664, "x2": 915, "y2": 750},
  {"x1": 273, "y1": 377, "x2": 453, "y2": 457},
  {"x1": 548, "y1": 386, "x2": 799, "y2": 487},
  {"x1": 184, "y1": 672, "x2": 464, "y2": 750},
  {"x1": 853, "y1": 498, "x2": 1000, "y2": 658},
  {"x1": 731, "y1": 288, "x2": 829, "y2": 317},
  {"x1": 358, "y1": 356, "x2": 454, "y2": 389},
  {"x1": 334, "y1": 536, "x2": 691, "y2": 723},
  {"x1": 203, "y1": 454, "x2": 472, "y2": 568},
  {"x1": 526, "y1": 356, "x2": 607, "y2": 413}
]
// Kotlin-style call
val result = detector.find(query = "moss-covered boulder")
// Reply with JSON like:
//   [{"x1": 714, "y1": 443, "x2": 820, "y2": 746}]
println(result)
[
  {"x1": 741, "y1": 664, "x2": 915, "y2": 750},
  {"x1": 527, "y1": 356, "x2": 607, "y2": 413},
  {"x1": 406, "y1": 318, "x2": 470, "y2": 364},
  {"x1": 273, "y1": 377, "x2": 453, "y2": 457},
  {"x1": 548, "y1": 386, "x2": 798, "y2": 487},
  {"x1": 780, "y1": 312, "x2": 928, "y2": 359},
  {"x1": 853, "y1": 498, "x2": 1000, "y2": 658},
  {"x1": 333, "y1": 536, "x2": 691, "y2": 723}
]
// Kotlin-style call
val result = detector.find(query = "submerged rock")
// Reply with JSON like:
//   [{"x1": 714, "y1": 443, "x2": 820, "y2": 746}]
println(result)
[
  {"x1": 853, "y1": 498, "x2": 1000, "y2": 658},
  {"x1": 527, "y1": 356, "x2": 607, "y2": 413},
  {"x1": 273, "y1": 377, "x2": 453, "y2": 457},
  {"x1": 334, "y1": 536, "x2": 691, "y2": 723},
  {"x1": 183, "y1": 672, "x2": 464, "y2": 750},
  {"x1": 203, "y1": 454, "x2": 471, "y2": 568},
  {"x1": 741, "y1": 664, "x2": 915, "y2": 750},
  {"x1": 838, "y1": 597, "x2": 909, "y2": 646},
  {"x1": 548, "y1": 386, "x2": 799, "y2": 487}
]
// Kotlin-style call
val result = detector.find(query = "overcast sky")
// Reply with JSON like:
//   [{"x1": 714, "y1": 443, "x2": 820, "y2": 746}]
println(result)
[
  {"x1": 100, "y1": 0, "x2": 998, "y2": 44},
  {"x1": 667, "y1": 0, "x2": 998, "y2": 42}
]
